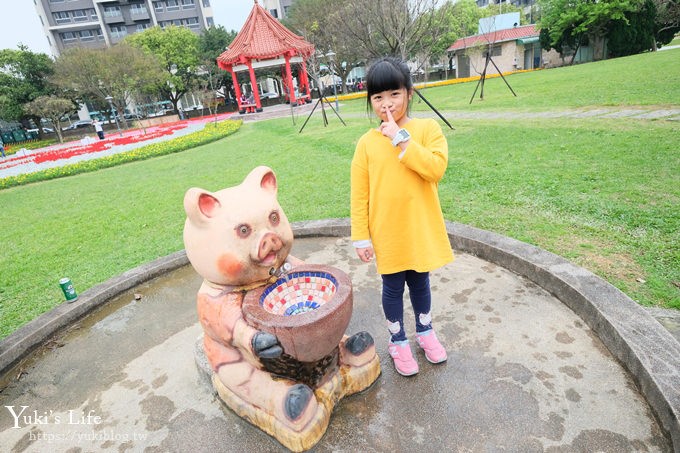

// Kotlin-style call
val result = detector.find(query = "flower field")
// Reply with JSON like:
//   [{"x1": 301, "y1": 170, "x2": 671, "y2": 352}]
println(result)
[{"x1": 0, "y1": 120, "x2": 242, "y2": 190}]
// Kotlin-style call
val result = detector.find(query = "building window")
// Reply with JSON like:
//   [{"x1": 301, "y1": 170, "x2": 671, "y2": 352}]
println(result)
[
  {"x1": 182, "y1": 0, "x2": 195, "y2": 8},
  {"x1": 104, "y1": 6, "x2": 122, "y2": 17},
  {"x1": 153, "y1": 1, "x2": 164, "y2": 12},
  {"x1": 72, "y1": 10, "x2": 88, "y2": 22},
  {"x1": 166, "y1": 0, "x2": 180, "y2": 12},
  {"x1": 110, "y1": 25, "x2": 127, "y2": 38},
  {"x1": 39, "y1": 15, "x2": 44, "y2": 26},
  {"x1": 202, "y1": 0, "x2": 210, "y2": 6},
  {"x1": 136, "y1": 22, "x2": 151, "y2": 32},
  {"x1": 49, "y1": 0, "x2": 65, "y2": 3},
  {"x1": 90, "y1": 9, "x2": 98, "y2": 20},
  {"x1": 80, "y1": 30, "x2": 95, "y2": 41},
  {"x1": 185, "y1": 17, "x2": 199, "y2": 29},
  {"x1": 206, "y1": 17, "x2": 214, "y2": 27},
  {"x1": 130, "y1": 4, "x2": 148, "y2": 15},
  {"x1": 53, "y1": 11, "x2": 71, "y2": 25},
  {"x1": 490, "y1": 44, "x2": 502, "y2": 57},
  {"x1": 61, "y1": 32, "x2": 77, "y2": 42},
  {"x1": 270, "y1": 9, "x2": 278, "y2": 18}
]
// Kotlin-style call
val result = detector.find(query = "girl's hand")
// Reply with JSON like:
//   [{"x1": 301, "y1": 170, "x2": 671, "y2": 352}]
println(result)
[
  {"x1": 355, "y1": 246, "x2": 374, "y2": 263},
  {"x1": 378, "y1": 108, "x2": 399, "y2": 141}
]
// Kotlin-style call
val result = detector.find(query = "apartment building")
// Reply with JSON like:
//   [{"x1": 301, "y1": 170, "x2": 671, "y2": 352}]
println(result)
[
  {"x1": 260, "y1": 0, "x2": 294, "y2": 21},
  {"x1": 33, "y1": 0, "x2": 214, "y2": 56}
]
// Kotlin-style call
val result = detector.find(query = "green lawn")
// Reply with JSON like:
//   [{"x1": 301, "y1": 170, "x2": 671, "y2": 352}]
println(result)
[{"x1": 0, "y1": 49, "x2": 678, "y2": 339}]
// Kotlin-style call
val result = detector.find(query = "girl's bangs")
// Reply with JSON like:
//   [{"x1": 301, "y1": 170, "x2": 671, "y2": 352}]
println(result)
[{"x1": 367, "y1": 62, "x2": 408, "y2": 96}]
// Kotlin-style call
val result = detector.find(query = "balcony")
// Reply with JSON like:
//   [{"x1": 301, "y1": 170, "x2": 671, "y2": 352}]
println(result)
[
  {"x1": 129, "y1": 7, "x2": 150, "y2": 21},
  {"x1": 103, "y1": 10, "x2": 125, "y2": 24}
]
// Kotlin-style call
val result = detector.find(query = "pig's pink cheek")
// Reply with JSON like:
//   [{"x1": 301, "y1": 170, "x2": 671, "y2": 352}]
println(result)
[{"x1": 217, "y1": 253, "x2": 244, "y2": 278}]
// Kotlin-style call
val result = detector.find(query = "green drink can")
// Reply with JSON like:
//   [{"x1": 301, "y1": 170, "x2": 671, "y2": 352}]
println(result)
[{"x1": 59, "y1": 277, "x2": 78, "y2": 302}]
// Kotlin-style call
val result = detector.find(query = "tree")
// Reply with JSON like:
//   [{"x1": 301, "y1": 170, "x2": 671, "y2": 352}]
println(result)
[
  {"x1": 538, "y1": 0, "x2": 645, "y2": 62},
  {"x1": 198, "y1": 25, "x2": 237, "y2": 101},
  {"x1": 420, "y1": 0, "x2": 483, "y2": 74},
  {"x1": 651, "y1": 0, "x2": 680, "y2": 47},
  {"x1": 607, "y1": 0, "x2": 657, "y2": 57},
  {"x1": 285, "y1": 0, "x2": 363, "y2": 94},
  {"x1": 126, "y1": 26, "x2": 201, "y2": 113},
  {"x1": 335, "y1": 0, "x2": 452, "y2": 63},
  {"x1": 0, "y1": 45, "x2": 57, "y2": 136},
  {"x1": 53, "y1": 43, "x2": 164, "y2": 129},
  {"x1": 24, "y1": 95, "x2": 76, "y2": 143}
]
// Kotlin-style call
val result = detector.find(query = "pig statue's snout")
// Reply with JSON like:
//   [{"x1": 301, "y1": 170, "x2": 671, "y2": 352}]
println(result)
[{"x1": 259, "y1": 232, "x2": 283, "y2": 262}]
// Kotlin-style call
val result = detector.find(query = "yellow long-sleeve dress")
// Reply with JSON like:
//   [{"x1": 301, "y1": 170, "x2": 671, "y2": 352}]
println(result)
[{"x1": 350, "y1": 117, "x2": 454, "y2": 275}]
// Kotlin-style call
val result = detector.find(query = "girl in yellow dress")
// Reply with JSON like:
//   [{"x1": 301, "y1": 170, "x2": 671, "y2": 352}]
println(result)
[{"x1": 351, "y1": 57, "x2": 454, "y2": 376}]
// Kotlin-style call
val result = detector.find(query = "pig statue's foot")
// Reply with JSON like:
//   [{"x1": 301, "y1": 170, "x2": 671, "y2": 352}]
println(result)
[
  {"x1": 337, "y1": 331, "x2": 382, "y2": 396},
  {"x1": 344, "y1": 331, "x2": 374, "y2": 355},
  {"x1": 211, "y1": 373, "x2": 329, "y2": 452},
  {"x1": 340, "y1": 331, "x2": 376, "y2": 368},
  {"x1": 285, "y1": 384, "x2": 314, "y2": 421}
]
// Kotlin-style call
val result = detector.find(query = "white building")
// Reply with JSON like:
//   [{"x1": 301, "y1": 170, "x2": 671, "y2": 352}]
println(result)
[{"x1": 33, "y1": 0, "x2": 214, "y2": 56}]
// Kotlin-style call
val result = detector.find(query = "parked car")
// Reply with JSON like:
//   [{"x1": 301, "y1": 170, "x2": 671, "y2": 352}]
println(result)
[
  {"x1": 62, "y1": 120, "x2": 93, "y2": 131},
  {"x1": 123, "y1": 113, "x2": 144, "y2": 120},
  {"x1": 147, "y1": 109, "x2": 172, "y2": 118}
]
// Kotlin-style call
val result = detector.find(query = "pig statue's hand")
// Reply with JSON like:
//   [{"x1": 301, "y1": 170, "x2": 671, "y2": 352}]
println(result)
[{"x1": 252, "y1": 331, "x2": 283, "y2": 359}]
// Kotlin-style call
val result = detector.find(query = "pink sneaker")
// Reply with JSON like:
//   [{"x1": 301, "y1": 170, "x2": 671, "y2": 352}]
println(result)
[
  {"x1": 416, "y1": 330, "x2": 447, "y2": 364},
  {"x1": 388, "y1": 341, "x2": 419, "y2": 376}
]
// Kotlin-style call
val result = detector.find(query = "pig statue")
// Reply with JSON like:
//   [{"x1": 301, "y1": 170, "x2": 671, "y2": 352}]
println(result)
[{"x1": 183, "y1": 166, "x2": 381, "y2": 452}]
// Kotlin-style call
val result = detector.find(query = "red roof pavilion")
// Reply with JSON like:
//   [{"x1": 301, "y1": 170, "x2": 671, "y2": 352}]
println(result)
[{"x1": 217, "y1": 0, "x2": 315, "y2": 113}]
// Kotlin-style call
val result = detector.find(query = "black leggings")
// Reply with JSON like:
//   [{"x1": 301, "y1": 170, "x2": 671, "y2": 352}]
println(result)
[{"x1": 381, "y1": 270, "x2": 433, "y2": 342}]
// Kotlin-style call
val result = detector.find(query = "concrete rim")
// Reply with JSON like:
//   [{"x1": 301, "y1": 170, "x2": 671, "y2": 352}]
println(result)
[{"x1": 1, "y1": 218, "x2": 678, "y2": 449}]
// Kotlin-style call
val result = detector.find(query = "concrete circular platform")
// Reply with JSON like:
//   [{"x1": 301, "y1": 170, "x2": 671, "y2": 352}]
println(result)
[{"x1": 0, "y1": 220, "x2": 678, "y2": 452}]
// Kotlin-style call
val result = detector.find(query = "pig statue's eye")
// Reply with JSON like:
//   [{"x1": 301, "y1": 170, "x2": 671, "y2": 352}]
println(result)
[
  {"x1": 235, "y1": 224, "x2": 251, "y2": 238},
  {"x1": 269, "y1": 211, "x2": 280, "y2": 226}
]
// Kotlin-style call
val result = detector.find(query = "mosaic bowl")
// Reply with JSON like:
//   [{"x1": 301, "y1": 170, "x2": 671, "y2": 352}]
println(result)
[{"x1": 243, "y1": 264, "x2": 352, "y2": 362}]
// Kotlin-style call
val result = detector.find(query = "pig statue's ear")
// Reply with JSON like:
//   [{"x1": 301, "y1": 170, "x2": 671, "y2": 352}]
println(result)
[
  {"x1": 244, "y1": 166, "x2": 277, "y2": 195},
  {"x1": 184, "y1": 187, "x2": 221, "y2": 224}
]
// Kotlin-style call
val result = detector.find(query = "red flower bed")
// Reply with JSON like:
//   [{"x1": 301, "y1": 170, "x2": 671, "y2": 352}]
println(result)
[{"x1": 11, "y1": 124, "x2": 189, "y2": 165}]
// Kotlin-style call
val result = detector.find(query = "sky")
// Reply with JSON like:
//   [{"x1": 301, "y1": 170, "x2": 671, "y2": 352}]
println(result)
[{"x1": 0, "y1": 1, "x2": 254, "y2": 55}]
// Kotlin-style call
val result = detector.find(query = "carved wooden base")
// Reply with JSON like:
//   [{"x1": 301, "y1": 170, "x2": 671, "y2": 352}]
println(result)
[{"x1": 212, "y1": 354, "x2": 381, "y2": 452}]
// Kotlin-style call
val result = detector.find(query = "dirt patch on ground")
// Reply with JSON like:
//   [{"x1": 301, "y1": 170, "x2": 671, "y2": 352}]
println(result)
[
  {"x1": 546, "y1": 235, "x2": 646, "y2": 293},
  {"x1": 576, "y1": 251, "x2": 645, "y2": 288}
]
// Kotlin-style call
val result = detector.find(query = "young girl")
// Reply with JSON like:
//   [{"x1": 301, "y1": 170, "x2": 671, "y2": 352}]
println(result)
[{"x1": 350, "y1": 57, "x2": 454, "y2": 376}]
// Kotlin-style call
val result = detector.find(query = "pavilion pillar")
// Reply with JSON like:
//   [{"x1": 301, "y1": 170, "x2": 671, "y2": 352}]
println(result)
[
  {"x1": 300, "y1": 60, "x2": 311, "y2": 100},
  {"x1": 230, "y1": 69, "x2": 245, "y2": 114},
  {"x1": 285, "y1": 53, "x2": 297, "y2": 105},
  {"x1": 280, "y1": 65, "x2": 290, "y2": 103},
  {"x1": 247, "y1": 61, "x2": 263, "y2": 112}
]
